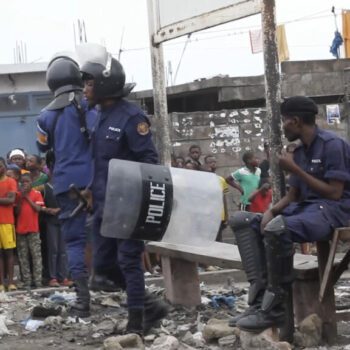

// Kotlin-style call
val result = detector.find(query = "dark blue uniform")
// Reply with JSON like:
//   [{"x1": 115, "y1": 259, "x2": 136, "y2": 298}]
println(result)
[
  {"x1": 252, "y1": 127, "x2": 350, "y2": 243},
  {"x1": 282, "y1": 127, "x2": 350, "y2": 242},
  {"x1": 91, "y1": 99, "x2": 158, "y2": 309},
  {"x1": 37, "y1": 102, "x2": 97, "y2": 279}
]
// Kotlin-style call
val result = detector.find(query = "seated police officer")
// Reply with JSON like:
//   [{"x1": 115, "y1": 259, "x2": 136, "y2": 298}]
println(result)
[
  {"x1": 80, "y1": 47, "x2": 168, "y2": 335},
  {"x1": 37, "y1": 54, "x2": 95, "y2": 317},
  {"x1": 229, "y1": 96, "x2": 350, "y2": 332}
]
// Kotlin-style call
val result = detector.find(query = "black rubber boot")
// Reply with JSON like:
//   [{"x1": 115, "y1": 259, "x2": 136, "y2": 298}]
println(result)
[
  {"x1": 70, "y1": 278, "x2": 90, "y2": 318},
  {"x1": 237, "y1": 215, "x2": 294, "y2": 333},
  {"x1": 228, "y1": 212, "x2": 267, "y2": 327},
  {"x1": 126, "y1": 308, "x2": 144, "y2": 336},
  {"x1": 143, "y1": 292, "x2": 169, "y2": 334},
  {"x1": 237, "y1": 303, "x2": 285, "y2": 332},
  {"x1": 228, "y1": 292, "x2": 263, "y2": 327}
]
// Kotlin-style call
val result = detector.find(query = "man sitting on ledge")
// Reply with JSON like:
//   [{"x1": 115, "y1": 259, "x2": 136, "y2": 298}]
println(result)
[{"x1": 229, "y1": 96, "x2": 350, "y2": 332}]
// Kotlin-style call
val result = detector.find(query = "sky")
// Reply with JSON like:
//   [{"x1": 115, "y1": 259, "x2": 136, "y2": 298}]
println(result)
[{"x1": 0, "y1": 0, "x2": 348, "y2": 90}]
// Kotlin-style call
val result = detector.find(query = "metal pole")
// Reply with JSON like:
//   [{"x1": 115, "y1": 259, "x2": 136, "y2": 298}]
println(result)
[
  {"x1": 147, "y1": 0, "x2": 172, "y2": 165},
  {"x1": 261, "y1": 0, "x2": 285, "y2": 201}
]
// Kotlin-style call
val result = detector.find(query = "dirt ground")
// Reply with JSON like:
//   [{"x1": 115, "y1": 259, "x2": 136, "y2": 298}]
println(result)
[{"x1": 0, "y1": 278, "x2": 349, "y2": 350}]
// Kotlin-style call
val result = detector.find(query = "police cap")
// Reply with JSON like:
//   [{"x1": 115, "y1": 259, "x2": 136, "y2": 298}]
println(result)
[{"x1": 280, "y1": 96, "x2": 318, "y2": 117}]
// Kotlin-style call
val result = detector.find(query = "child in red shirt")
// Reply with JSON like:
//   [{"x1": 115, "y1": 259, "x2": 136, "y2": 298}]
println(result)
[
  {"x1": 248, "y1": 180, "x2": 272, "y2": 214},
  {"x1": 0, "y1": 158, "x2": 17, "y2": 292},
  {"x1": 16, "y1": 173, "x2": 44, "y2": 289}
]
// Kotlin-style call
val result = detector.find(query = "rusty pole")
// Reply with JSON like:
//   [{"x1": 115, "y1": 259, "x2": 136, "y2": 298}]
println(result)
[
  {"x1": 146, "y1": 0, "x2": 172, "y2": 165},
  {"x1": 261, "y1": 0, "x2": 285, "y2": 201}
]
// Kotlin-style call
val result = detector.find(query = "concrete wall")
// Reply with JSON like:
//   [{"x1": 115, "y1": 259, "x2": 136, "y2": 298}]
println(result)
[
  {"x1": 0, "y1": 72, "x2": 47, "y2": 94},
  {"x1": 281, "y1": 59, "x2": 350, "y2": 98},
  {"x1": 153, "y1": 101, "x2": 347, "y2": 219}
]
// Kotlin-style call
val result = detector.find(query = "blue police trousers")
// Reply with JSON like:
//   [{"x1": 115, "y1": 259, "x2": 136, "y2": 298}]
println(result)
[
  {"x1": 56, "y1": 191, "x2": 88, "y2": 279},
  {"x1": 93, "y1": 216, "x2": 145, "y2": 309}
]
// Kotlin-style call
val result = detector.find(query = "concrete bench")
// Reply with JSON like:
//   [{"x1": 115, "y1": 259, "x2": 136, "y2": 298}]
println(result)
[{"x1": 147, "y1": 237, "x2": 349, "y2": 344}]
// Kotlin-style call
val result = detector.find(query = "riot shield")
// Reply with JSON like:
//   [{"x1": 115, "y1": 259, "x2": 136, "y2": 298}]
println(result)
[{"x1": 101, "y1": 159, "x2": 222, "y2": 243}]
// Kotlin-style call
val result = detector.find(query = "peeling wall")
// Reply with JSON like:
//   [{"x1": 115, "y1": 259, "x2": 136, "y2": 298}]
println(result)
[{"x1": 151, "y1": 102, "x2": 348, "y2": 218}]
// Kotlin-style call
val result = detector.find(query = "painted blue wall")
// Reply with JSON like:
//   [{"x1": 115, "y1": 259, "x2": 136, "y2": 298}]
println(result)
[{"x1": 0, "y1": 92, "x2": 52, "y2": 157}]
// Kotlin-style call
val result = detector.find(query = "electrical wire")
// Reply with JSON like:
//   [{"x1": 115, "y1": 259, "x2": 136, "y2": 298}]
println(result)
[{"x1": 113, "y1": 8, "x2": 342, "y2": 55}]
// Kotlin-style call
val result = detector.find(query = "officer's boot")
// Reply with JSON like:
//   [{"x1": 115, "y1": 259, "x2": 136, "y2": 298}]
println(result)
[
  {"x1": 143, "y1": 292, "x2": 169, "y2": 334},
  {"x1": 70, "y1": 278, "x2": 91, "y2": 318},
  {"x1": 90, "y1": 266, "x2": 125, "y2": 292},
  {"x1": 237, "y1": 215, "x2": 294, "y2": 332},
  {"x1": 228, "y1": 212, "x2": 267, "y2": 327},
  {"x1": 126, "y1": 308, "x2": 144, "y2": 336}
]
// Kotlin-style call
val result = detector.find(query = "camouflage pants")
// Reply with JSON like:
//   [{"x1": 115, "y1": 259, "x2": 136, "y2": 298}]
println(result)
[{"x1": 16, "y1": 233, "x2": 43, "y2": 287}]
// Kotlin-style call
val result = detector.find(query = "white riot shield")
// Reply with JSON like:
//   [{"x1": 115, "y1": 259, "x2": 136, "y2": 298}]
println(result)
[{"x1": 101, "y1": 159, "x2": 222, "y2": 243}]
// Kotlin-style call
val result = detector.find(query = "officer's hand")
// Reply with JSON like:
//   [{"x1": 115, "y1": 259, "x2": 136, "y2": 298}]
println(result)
[
  {"x1": 45, "y1": 207, "x2": 61, "y2": 216},
  {"x1": 278, "y1": 151, "x2": 298, "y2": 173},
  {"x1": 80, "y1": 189, "x2": 93, "y2": 212},
  {"x1": 261, "y1": 209, "x2": 274, "y2": 232}
]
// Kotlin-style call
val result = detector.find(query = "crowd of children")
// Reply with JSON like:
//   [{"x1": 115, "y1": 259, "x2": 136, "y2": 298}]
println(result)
[
  {"x1": 0, "y1": 148, "x2": 70, "y2": 291},
  {"x1": 0, "y1": 144, "x2": 275, "y2": 290},
  {"x1": 172, "y1": 144, "x2": 273, "y2": 215}
]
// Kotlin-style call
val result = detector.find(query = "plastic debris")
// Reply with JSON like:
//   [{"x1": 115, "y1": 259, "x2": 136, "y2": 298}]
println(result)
[
  {"x1": 210, "y1": 295, "x2": 236, "y2": 309},
  {"x1": 25, "y1": 319, "x2": 44, "y2": 332},
  {"x1": 0, "y1": 315, "x2": 10, "y2": 335},
  {"x1": 201, "y1": 296, "x2": 211, "y2": 305},
  {"x1": 100, "y1": 296, "x2": 120, "y2": 308},
  {"x1": 48, "y1": 291, "x2": 76, "y2": 304}
]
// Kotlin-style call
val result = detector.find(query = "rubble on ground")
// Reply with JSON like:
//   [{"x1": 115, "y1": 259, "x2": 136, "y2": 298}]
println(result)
[{"x1": 0, "y1": 278, "x2": 349, "y2": 349}]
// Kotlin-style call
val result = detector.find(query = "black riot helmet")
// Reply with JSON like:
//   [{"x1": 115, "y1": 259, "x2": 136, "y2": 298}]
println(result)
[
  {"x1": 46, "y1": 56, "x2": 83, "y2": 97},
  {"x1": 80, "y1": 55, "x2": 126, "y2": 100}
]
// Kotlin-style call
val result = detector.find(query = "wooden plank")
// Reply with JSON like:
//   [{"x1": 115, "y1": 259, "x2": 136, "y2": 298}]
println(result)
[
  {"x1": 147, "y1": 242, "x2": 244, "y2": 269},
  {"x1": 316, "y1": 241, "x2": 337, "y2": 344},
  {"x1": 147, "y1": 241, "x2": 341, "y2": 273},
  {"x1": 319, "y1": 230, "x2": 339, "y2": 302},
  {"x1": 161, "y1": 256, "x2": 201, "y2": 307}
]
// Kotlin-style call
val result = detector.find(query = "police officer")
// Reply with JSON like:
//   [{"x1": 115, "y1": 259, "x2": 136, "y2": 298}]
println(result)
[
  {"x1": 229, "y1": 96, "x2": 350, "y2": 332},
  {"x1": 80, "y1": 51, "x2": 168, "y2": 334},
  {"x1": 36, "y1": 54, "x2": 95, "y2": 317}
]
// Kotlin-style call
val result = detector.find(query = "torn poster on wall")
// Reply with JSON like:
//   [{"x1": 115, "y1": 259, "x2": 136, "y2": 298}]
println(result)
[{"x1": 326, "y1": 104, "x2": 340, "y2": 125}]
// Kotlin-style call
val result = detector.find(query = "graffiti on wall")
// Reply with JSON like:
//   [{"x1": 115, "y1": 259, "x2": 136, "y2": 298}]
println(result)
[{"x1": 171, "y1": 107, "x2": 266, "y2": 155}]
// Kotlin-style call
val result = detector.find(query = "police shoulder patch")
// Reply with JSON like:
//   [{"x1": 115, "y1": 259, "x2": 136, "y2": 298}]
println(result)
[{"x1": 137, "y1": 122, "x2": 150, "y2": 135}]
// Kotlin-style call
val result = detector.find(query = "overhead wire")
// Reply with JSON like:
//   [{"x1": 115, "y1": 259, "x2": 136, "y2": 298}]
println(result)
[{"x1": 113, "y1": 8, "x2": 342, "y2": 56}]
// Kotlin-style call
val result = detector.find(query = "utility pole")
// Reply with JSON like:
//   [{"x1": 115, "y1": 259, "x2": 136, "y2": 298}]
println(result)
[
  {"x1": 261, "y1": 1, "x2": 292, "y2": 342},
  {"x1": 261, "y1": 0, "x2": 285, "y2": 202},
  {"x1": 147, "y1": 0, "x2": 172, "y2": 165}
]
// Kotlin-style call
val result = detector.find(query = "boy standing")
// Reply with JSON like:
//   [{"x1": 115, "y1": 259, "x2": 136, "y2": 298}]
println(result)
[
  {"x1": 0, "y1": 158, "x2": 17, "y2": 291},
  {"x1": 16, "y1": 173, "x2": 44, "y2": 289},
  {"x1": 226, "y1": 151, "x2": 261, "y2": 210},
  {"x1": 42, "y1": 178, "x2": 70, "y2": 287}
]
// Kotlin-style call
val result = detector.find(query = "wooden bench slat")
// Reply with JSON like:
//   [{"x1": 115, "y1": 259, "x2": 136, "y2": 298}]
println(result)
[
  {"x1": 146, "y1": 241, "x2": 344, "y2": 274},
  {"x1": 147, "y1": 241, "x2": 244, "y2": 269}
]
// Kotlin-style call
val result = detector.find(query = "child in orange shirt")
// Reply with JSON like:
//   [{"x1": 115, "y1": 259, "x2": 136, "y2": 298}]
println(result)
[
  {"x1": 0, "y1": 158, "x2": 17, "y2": 291},
  {"x1": 248, "y1": 179, "x2": 272, "y2": 214},
  {"x1": 16, "y1": 173, "x2": 44, "y2": 289}
]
